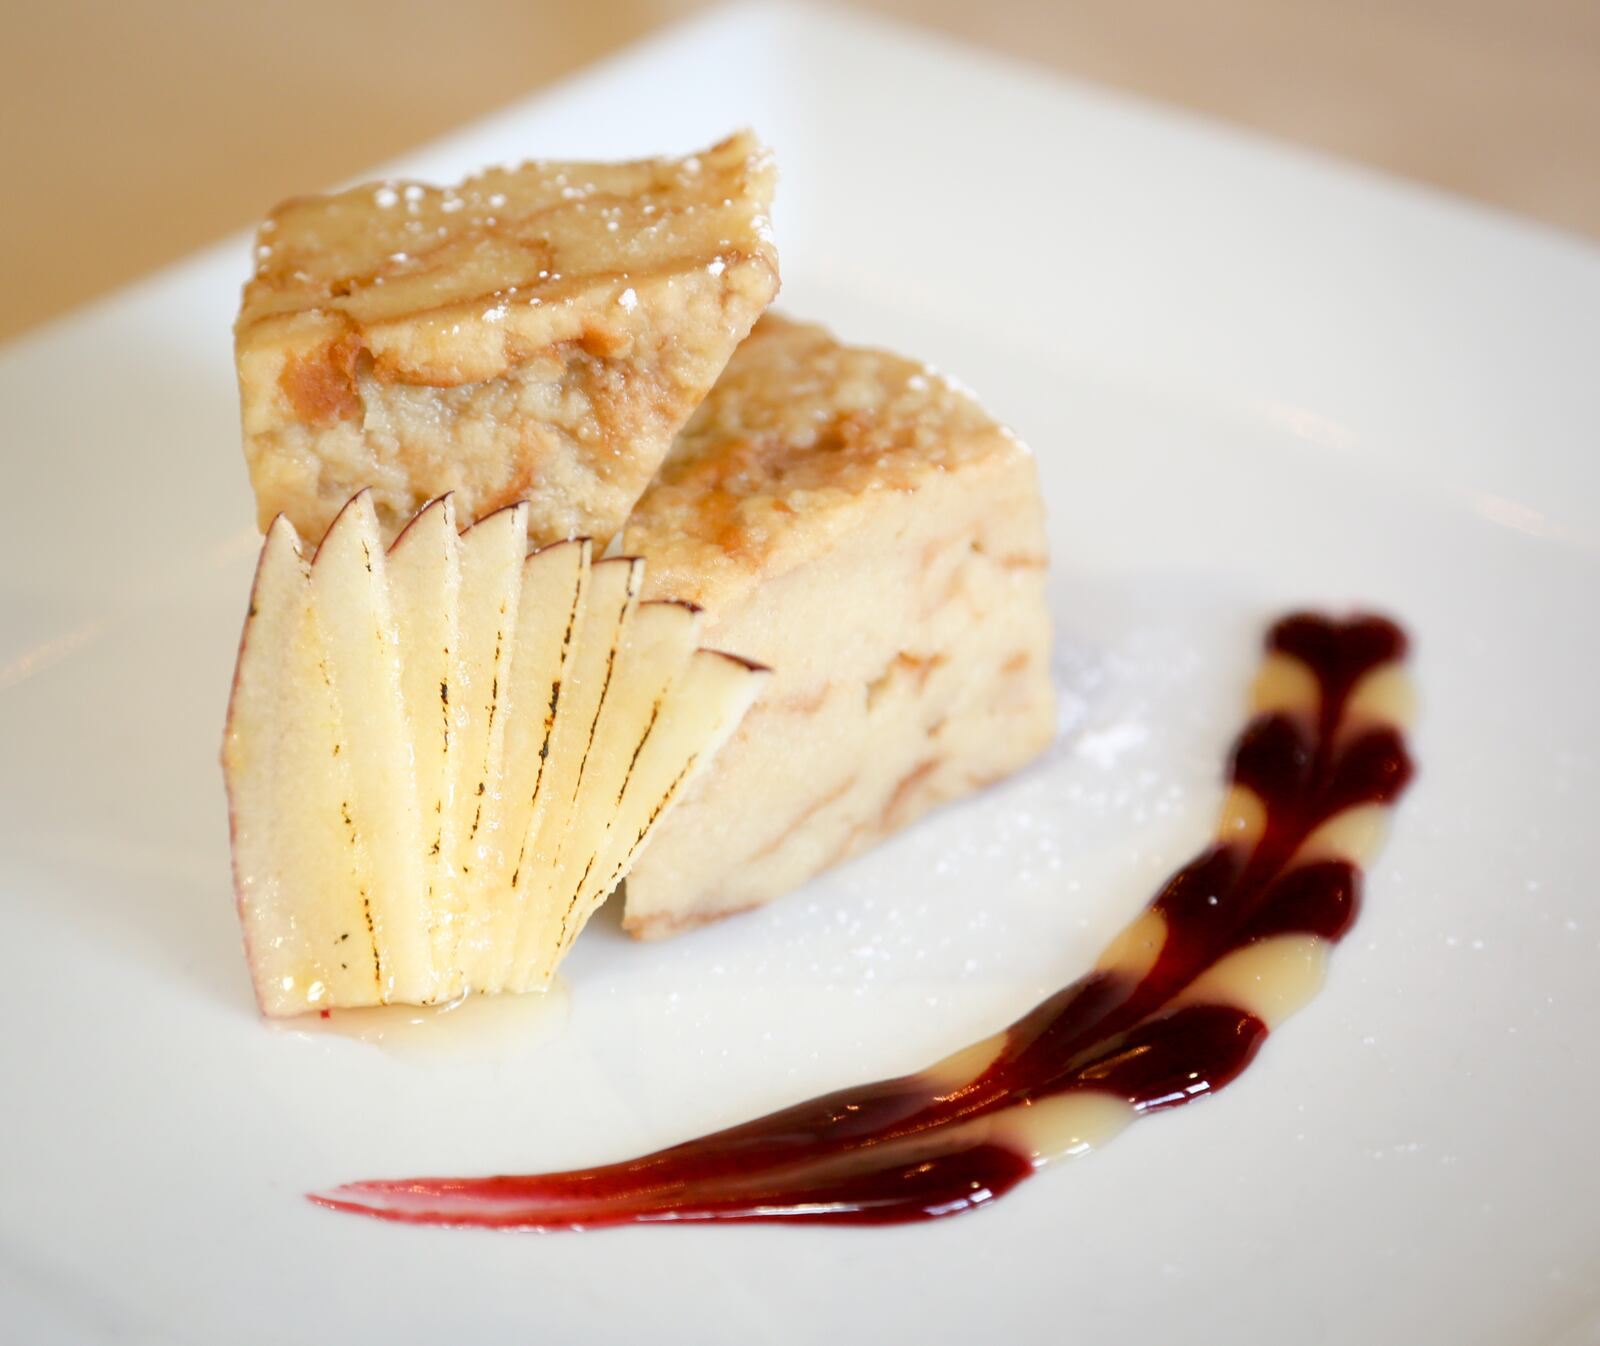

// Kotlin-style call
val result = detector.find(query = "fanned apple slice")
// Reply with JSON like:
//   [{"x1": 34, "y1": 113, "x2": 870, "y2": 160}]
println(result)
[
  {"x1": 386, "y1": 496, "x2": 465, "y2": 996},
  {"x1": 224, "y1": 494, "x2": 764, "y2": 1013},
  {"x1": 310, "y1": 494, "x2": 434, "y2": 1003},
  {"x1": 494, "y1": 556, "x2": 643, "y2": 989},
  {"x1": 508, "y1": 600, "x2": 704, "y2": 991},
  {"x1": 456, "y1": 537, "x2": 590, "y2": 994},
  {"x1": 546, "y1": 650, "x2": 771, "y2": 970},
  {"x1": 447, "y1": 503, "x2": 528, "y2": 903},
  {"x1": 225, "y1": 519, "x2": 385, "y2": 1015},
  {"x1": 498, "y1": 540, "x2": 592, "y2": 888},
  {"x1": 589, "y1": 649, "x2": 770, "y2": 925}
]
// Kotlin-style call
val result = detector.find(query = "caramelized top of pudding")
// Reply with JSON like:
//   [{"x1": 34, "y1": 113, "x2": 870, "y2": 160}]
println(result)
[
  {"x1": 238, "y1": 131, "x2": 777, "y2": 390},
  {"x1": 624, "y1": 315, "x2": 1030, "y2": 608}
]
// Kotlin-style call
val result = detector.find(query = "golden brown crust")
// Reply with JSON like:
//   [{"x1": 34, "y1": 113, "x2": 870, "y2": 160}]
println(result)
[
  {"x1": 237, "y1": 133, "x2": 776, "y2": 387},
  {"x1": 623, "y1": 314, "x2": 1038, "y2": 612},
  {"x1": 234, "y1": 132, "x2": 780, "y2": 547}
]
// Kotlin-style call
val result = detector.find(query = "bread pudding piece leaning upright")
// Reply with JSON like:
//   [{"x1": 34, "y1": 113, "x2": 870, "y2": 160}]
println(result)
[
  {"x1": 620, "y1": 316, "x2": 1056, "y2": 937},
  {"x1": 234, "y1": 131, "x2": 778, "y2": 547}
]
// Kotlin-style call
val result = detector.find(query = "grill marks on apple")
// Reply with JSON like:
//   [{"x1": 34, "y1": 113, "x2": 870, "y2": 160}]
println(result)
[{"x1": 222, "y1": 491, "x2": 767, "y2": 1016}]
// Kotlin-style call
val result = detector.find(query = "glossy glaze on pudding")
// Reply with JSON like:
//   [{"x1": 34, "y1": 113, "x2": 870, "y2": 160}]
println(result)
[{"x1": 235, "y1": 132, "x2": 779, "y2": 547}]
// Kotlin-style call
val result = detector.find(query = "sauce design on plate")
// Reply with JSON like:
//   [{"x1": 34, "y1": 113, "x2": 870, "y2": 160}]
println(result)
[{"x1": 311, "y1": 613, "x2": 1414, "y2": 1228}]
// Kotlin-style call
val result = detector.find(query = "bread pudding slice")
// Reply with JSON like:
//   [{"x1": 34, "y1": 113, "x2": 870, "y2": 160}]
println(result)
[
  {"x1": 235, "y1": 132, "x2": 778, "y2": 547},
  {"x1": 619, "y1": 317, "x2": 1055, "y2": 936}
]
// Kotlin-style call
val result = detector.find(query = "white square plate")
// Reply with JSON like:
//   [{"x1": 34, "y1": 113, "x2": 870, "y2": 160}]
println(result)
[{"x1": 2, "y1": 4, "x2": 1597, "y2": 1342}]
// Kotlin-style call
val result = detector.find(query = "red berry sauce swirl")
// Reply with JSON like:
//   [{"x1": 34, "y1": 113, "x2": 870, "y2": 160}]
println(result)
[{"x1": 312, "y1": 613, "x2": 1414, "y2": 1228}]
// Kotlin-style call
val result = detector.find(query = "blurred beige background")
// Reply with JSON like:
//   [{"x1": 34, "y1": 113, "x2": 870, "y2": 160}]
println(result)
[{"x1": 3, "y1": 0, "x2": 1597, "y2": 344}]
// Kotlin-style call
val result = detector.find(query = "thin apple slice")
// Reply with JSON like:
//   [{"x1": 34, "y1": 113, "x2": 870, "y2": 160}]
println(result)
[
  {"x1": 595, "y1": 649, "x2": 771, "y2": 916},
  {"x1": 445, "y1": 502, "x2": 528, "y2": 975},
  {"x1": 497, "y1": 540, "x2": 592, "y2": 889},
  {"x1": 310, "y1": 493, "x2": 433, "y2": 1004},
  {"x1": 495, "y1": 557, "x2": 642, "y2": 990},
  {"x1": 556, "y1": 650, "x2": 770, "y2": 971},
  {"x1": 386, "y1": 496, "x2": 465, "y2": 997},
  {"x1": 508, "y1": 600, "x2": 705, "y2": 991},
  {"x1": 224, "y1": 517, "x2": 383, "y2": 1016},
  {"x1": 271, "y1": 549, "x2": 386, "y2": 1010},
  {"x1": 456, "y1": 537, "x2": 591, "y2": 994}
]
